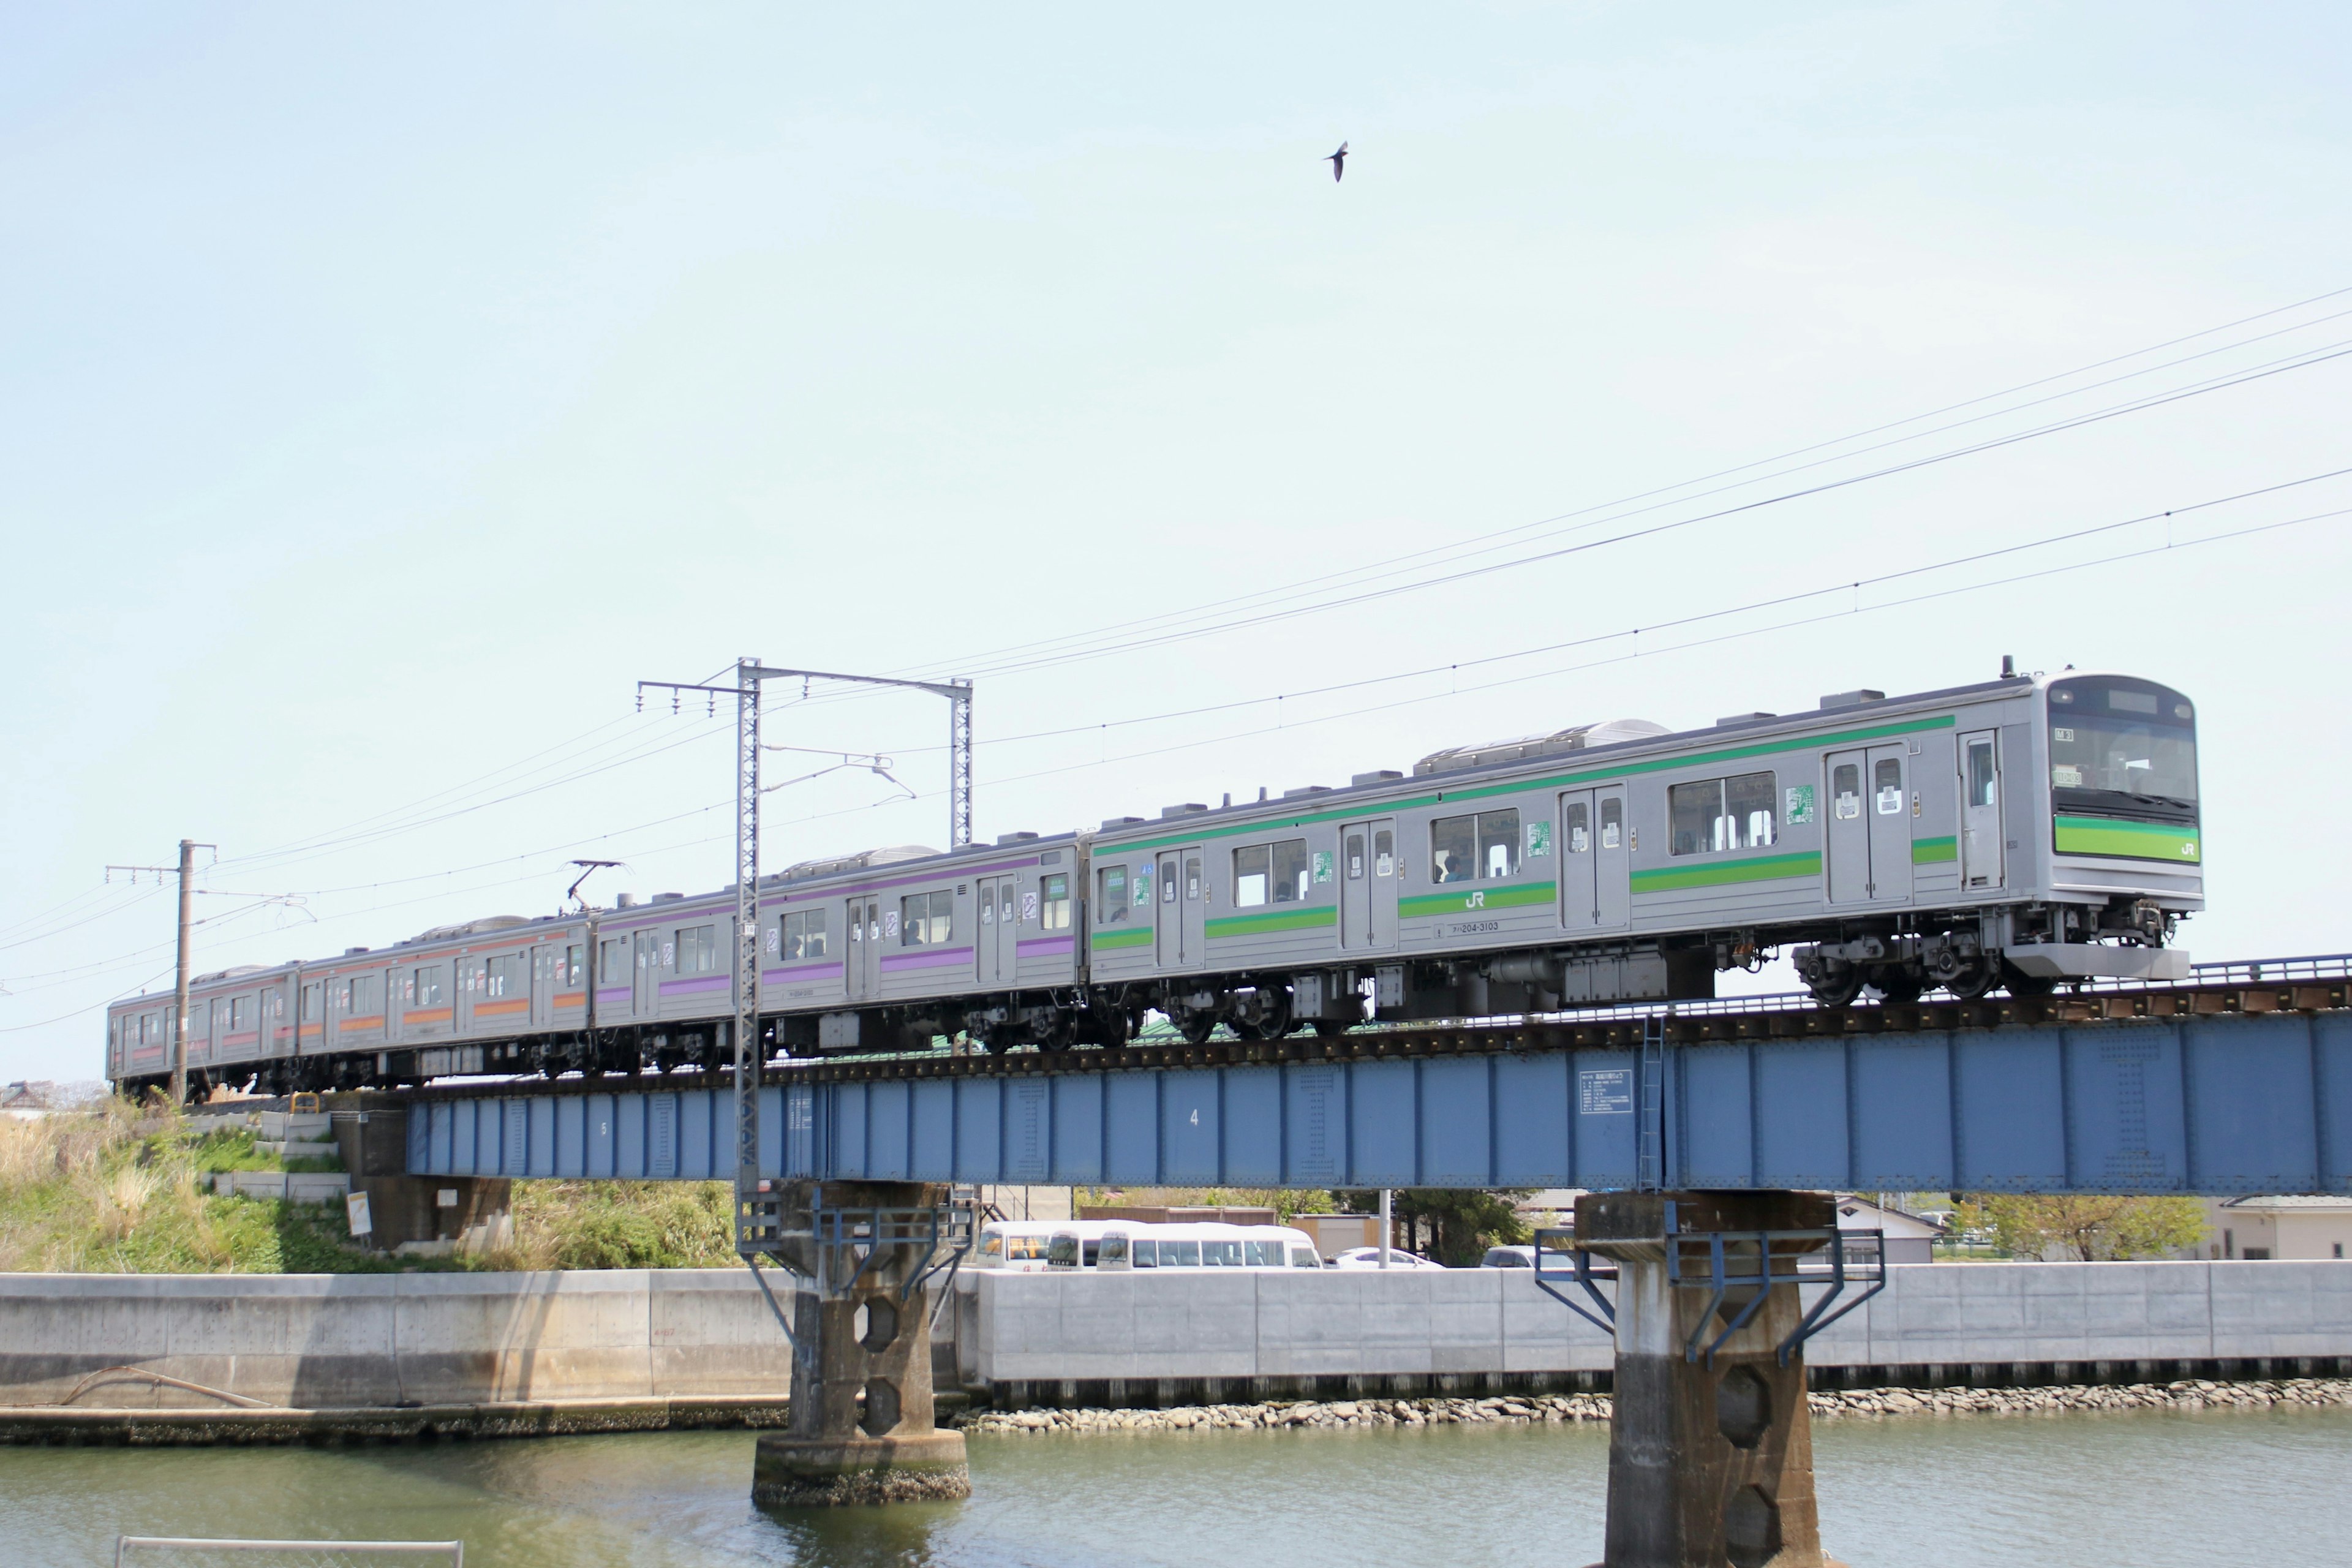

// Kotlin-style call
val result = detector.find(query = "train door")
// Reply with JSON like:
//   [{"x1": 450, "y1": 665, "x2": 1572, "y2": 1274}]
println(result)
[
  {"x1": 1959, "y1": 730, "x2": 2003, "y2": 889},
  {"x1": 1826, "y1": 746, "x2": 1912, "y2": 902},
  {"x1": 1866, "y1": 745, "x2": 1913, "y2": 903},
  {"x1": 1558, "y1": 792, "x2": 1597, "y2": 932},
  {"x1": 977, "y1": 874, "x2": 1019, "y2": 986},
  {"x1": 1594, "y1": 788, "x2": 1631, "y2": 929},
  {"x1": 1826, "y1": 751, "x2": 1868, "y2": 903},
  {"x1": 633, "y1": 929, "x2": 662, "y2": 1017},
  {"x1": 845, "y1": 896, "x2": 880, "y2": 1000},
  {"x1": 1153, "y1": 847, "x2": 1206, "y2": 968},
  {"x1": 1340, "y1": 818, "x2": 1398, "y2": 951}
]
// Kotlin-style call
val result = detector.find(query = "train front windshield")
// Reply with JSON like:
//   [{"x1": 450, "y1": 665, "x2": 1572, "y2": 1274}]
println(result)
[{"x1": 2046, "y1": 677, "x2": 2197, "y2": 812}]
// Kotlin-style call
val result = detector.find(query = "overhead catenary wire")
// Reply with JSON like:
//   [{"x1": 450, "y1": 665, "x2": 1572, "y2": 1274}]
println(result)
[
  {"x1": 113, "y1": 295, "x2": 2352, "y2": 897},
  {"x1": 12, "y1": 295, "x2": 2350, "y2": 990}
]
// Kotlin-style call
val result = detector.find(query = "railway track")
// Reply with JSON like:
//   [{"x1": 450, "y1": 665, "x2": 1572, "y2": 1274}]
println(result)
[{"x1": 385, "y1": 954, "x2": 2352, "y2": 1101}]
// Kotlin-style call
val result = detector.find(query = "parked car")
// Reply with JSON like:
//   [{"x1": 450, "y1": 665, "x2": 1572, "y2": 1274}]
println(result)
[
  {"x1": 1480, "y1": 1245, "x2": 1537, "y2": 1268},
  {"x1": 1327, "y1": 1246, "x2": 1446, "y2": 1270}
]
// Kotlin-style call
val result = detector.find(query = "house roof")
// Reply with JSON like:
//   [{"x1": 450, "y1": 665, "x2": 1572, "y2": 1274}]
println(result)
[
  {"x1": 2215, "y1": 1194, "x2": 2352, "y2": 1212},
  {"x1": 1834, "y1": 1194, "x2": 1948, "y2": 1237}
]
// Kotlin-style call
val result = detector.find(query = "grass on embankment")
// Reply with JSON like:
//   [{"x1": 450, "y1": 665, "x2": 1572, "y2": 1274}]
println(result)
[{"x1": 0, "y1": 1101, "x2": 741, "y2": 1274}]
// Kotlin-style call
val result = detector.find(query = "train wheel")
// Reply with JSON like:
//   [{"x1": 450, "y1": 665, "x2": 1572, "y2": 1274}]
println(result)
[
  {"x1": 1869, "y1": 968, "x2": 1924, "y2": 1005},
  {"x1": 2000, "y1": 962, "x2": 2057, "y2": 998},
  {"x1": 1175, "y1": 1012, "x2": 1218, "y2": 1046},
  {"x1": 1943, "y1": 957, "x2": 2000, "y2": 1001},
  {"x1": 1806, "y1": 968, "x2": 1864, "y2": 1008}
]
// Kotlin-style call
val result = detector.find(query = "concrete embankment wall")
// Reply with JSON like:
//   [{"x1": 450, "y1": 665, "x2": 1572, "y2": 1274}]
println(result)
[
  {"x1": 955, "y1": 1261, "x2": 2352, "y2": 1404},
  {"x1": 0, "y1": 1269, "x2": 791, "y2": 1411}
]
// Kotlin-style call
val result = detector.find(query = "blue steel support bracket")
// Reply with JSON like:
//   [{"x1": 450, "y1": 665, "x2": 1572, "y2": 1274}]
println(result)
[
  {"x1": 1776, "y1": 1227, "x2": 1887, "y2": 1368},
  {"x1": 1531, "y1": 1226, "x2": 1618, "y2": 1335},
  {"x1": 1660, "y1": 1221, "x2": 1872, "y2": 1368}
]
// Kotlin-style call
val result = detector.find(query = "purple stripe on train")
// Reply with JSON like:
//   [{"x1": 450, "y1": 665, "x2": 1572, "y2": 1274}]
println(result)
[
  {"x1": 878, "y1": 945, "x2": 974, "y2": 973},
  {"x1": 1015, "y1": 935, "x2": 1075, "y2": 957},
  {"x1": 595, "y1": 987, "x2": 631, "y2": 1003},
  {"x1": 657, "y1": 975, "x2": 729, "y2": 997},
  {"x1": 762, "y1": 961, "x2": 845, "y2": 983}
]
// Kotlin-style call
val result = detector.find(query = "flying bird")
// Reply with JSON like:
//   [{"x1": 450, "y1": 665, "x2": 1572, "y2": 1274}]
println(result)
[{"x1": 1325, "y1": 141, "x2": 1348, "y2": 182}]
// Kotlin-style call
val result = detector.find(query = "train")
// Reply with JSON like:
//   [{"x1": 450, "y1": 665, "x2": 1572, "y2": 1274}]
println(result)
[{"x1": 107, "y1": 664, "x2": 2203, "y2": 1099}]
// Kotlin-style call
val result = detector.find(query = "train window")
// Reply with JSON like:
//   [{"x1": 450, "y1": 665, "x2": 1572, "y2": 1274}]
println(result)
[
  {"x1": 352, "y1": 974, "x2": 380, "y2": 1015},
  {"x1": 1270, "y1": 841, "x2": 1307, "y2": 901},
  {"x1": 1188, "y1": 854, "x2": 1207, "y2": 902},
  {"x1": 487, "y1": 951, "x2": 528, "y2": 996},
  {"x1": 600, "y1": 937, "x2": 626, "y2": 981},
  {"x1": 413, "y1": 967, "x2": 445, "y2": 1007},
  {"x1": 1234, "y1": 840, "x2": 1310, "y2": 906},
  {"x1": 1374, "y1": 829, "x2": 1395, "y2": 876},
  {"x1": 1346, "y1": 833, "x2": 1366, "y2": 880},
  {"x1": 1600, "y1": 798, "x2": 1622, "y2": 849},
  {"x1": 1096, "y1": 865, "x2": 1128, "y2": 924},
  {"x1": 230, "y1": 997, "x2": 250, "y2": 1031},
  {"x1": 565, "y1": 944, "x2": 586, "y2": 984},
  {"x1": 677, "y1": 925, "x2": 718, "y2": 974},
  {"x1": 636, "y1": 930, "x2": 662, "y2": 974},
  {"x1": 1669, "y1": 773, "x2": 1777, "y2": 855},
  {"x1": 1041, "y1": 873, "x2": 1071, "y2": 930},
  {"x1": 210, "y1": 998, "x2": 227, "y2": 1035},
  {"x1": 1833, "y1": 764, "x2": 1861, "y2": 819},
  {"x1": 1874, "y1": 759, "x2": 1903, "y2": 815},
  {"x1": 1566, "y1": 802, "x2": 1590, "y2": 853},
  {"x1": 1478, "y1": 810, "x2": 1520, "y2": 878},
  {"x1": 1162, "y1": 861, "x2": 1178, "y2": 905},
  {"x1": 1234, "y1": 845, "x2": 1270, "y2": 905},
  {"x1": 901, "y1": 891, "x2": 952, "y2": 946},
  {"x1": 1727, "y1": 773, "x2": 1777, "y2": 848},
  {"x1": 1967, "y1": 741, "x2": 1997, "y2": 809},
  {"x1": 783, "y1": 909, "x2": 827, "y2": 959},
  {"x1": 1431, "y1": 811, "x2": 1518, "y2": 881}
]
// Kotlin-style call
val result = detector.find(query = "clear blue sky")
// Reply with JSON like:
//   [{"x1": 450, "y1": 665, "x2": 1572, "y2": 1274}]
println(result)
[{"x1": 5, "y1": 4, "x2": 2350, "y2": 1081}]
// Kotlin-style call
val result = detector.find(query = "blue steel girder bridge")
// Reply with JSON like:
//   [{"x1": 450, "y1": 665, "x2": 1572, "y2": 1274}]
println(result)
[{"x1": 399, "y1": 956, "x2": 2352, "y2": 1196}]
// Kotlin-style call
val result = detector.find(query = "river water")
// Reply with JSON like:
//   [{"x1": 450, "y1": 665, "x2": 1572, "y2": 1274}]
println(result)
[{"x1": 4, "y1": 1407, "x2": 2344, "y2": 1567}]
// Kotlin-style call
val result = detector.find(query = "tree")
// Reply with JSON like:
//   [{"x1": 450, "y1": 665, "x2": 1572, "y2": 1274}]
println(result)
[
  {"x1": 1336, "y1": 1188, "x2": 1535, "y2": 1266},
  {"x1": 1957, "y1": 1193, "x2": 2206, "y2": 1261}
]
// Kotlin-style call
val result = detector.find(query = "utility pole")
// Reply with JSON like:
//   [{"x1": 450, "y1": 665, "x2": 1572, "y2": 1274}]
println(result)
[
  {"x1": 106, "y1": 839, "x2": 214, "y2": 1106},
  {"x1": 636, "y1": 661, "x2": 974, "y2": 1257}
]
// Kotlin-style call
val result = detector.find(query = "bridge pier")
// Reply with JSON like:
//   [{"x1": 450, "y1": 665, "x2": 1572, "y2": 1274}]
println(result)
[
  {"x1": 1576, "y1": 1191, "x2": 1847, "y2": 1568},
  {"x1": 748, "y1": 1180, "x2": 971, "y2": 1509}
]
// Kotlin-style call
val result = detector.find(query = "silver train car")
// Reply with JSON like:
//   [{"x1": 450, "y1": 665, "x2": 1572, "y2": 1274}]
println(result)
[{"x1": 107, "y1": 666, "x2": 2201, "y2": 1096}]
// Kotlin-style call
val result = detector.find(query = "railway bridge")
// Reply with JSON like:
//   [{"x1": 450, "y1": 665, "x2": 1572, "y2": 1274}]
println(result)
[{"x1": 366, "y1": 956, "x2": 2350, "y2": 1563}]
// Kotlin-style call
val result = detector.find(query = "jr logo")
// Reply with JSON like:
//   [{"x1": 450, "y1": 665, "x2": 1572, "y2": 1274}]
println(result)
[{"x1": 1464, "y1": 891, "x2": 1486, "y2": 910}]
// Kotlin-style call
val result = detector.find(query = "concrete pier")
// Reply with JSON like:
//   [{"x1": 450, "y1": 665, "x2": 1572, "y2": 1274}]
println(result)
[
  {"x1": 1578, "y1": 1191, "x2": 1840, "y2": 1568},
  {"x1": 748, "y1": 1180, "x2": 970, "y2": 1508}
]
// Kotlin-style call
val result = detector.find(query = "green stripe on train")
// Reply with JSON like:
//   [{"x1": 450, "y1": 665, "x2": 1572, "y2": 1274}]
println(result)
[
  {"x1": 1205, "y1": 906, "x2": 1338, "y2": 939},
  {"x1": 1094, "y1": 715, "x2": 1960, "y2": 858},
  {"x1": 1912, "y1": 836, "x2": 1957, "y2": 865},
  {"x1": 1091, "y1": 925, "x2": 1155, "y2": 949},
  {"x1": 2054, "y1": 816, "x2": 2201, "y2": 863},
  {"x1": 1629, "y1": 850, "x2": 1823, "y2": 894},
  {"x1": 1398, "y1": 881, "x2": 1559, "y2": 920}
]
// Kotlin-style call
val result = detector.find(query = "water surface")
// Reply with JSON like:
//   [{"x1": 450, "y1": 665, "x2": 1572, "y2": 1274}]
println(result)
[{"x1": 2, "y1": 1406, "x2": 2343, "y2": 1566}]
